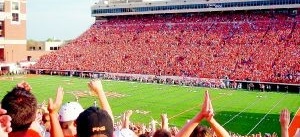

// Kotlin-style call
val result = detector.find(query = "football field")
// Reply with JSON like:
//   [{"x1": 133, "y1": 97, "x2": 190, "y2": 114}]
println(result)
[{"x1": 0, "y1": 74, "x2": 299, "y2": 135}]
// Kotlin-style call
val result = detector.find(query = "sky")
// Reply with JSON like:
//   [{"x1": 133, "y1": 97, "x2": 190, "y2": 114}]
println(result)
[{"x1": 27, "y1": 0, "x2": 98, "y2": 41}]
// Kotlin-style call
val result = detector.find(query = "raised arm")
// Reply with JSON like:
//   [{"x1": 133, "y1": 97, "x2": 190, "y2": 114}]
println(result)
[
  {"x1": 175, "y1": 91, "x2": 210, "y2": 137},
  {"x1": 207, "y1": 117, "x2": 230, "y2": 137},
  {"x1": 279, "y1": 109, "x2": 290, "y2": 137},
  {"x1": 88, "y1": 79, "x2": 114, "y2": 122},
  {"x1": 161, "y1": 114, "x2": 169, "y2": 131},
  {"x1": 150, "y1": 119, "x2": 157, "y2": 136},
  {"x1": 122, "y1": 110, "x2": 133, "y2": 129},
  {"x1": 204, "y1": 92, "x2": 230, "y2": 137},
  {"x1": 48, "y1": 87, "x2": 64, "y2": 137}
]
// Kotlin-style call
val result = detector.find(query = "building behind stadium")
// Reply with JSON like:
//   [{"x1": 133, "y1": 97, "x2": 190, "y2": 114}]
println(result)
[{"x1": 0, "y1": 0, "x2": 64, "y2": 71}]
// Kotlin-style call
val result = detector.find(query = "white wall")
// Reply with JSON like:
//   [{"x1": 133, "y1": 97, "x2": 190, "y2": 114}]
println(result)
[{"x1": 44, "y1": 41, "x2": 64, "y2": 51}]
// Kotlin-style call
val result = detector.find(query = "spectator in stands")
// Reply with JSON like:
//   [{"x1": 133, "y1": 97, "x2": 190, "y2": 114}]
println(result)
[
  {"x1": 48, "y1": 79, "x2": 114, "y2": 137},
  {"x1": 58, "y1": 102, "x2": 84, "y2": 137},
  {"x1": 1, "y1": 82, "x2": 42, "y2": 137},
  {"x1": 0, "y1": 108, "x2": 12, "y2": 137},
  {"x1": 176, "y1": 90, "x2": 230, "y2": 137},
  {"x1": 41, "y1": 113, "x2": 50, "y2": 137},
  {"x1": 114, "y1": 110, "x2": 137, "y2": 137},
  {"x1": 150, "y1": 113, "x2": 172, "y2": 137},
  {"x1": 153, "y1": 129, "x2": 171, "y2": 137},
  {"x1": 31, "y1": 12, "x2": 300, "y2": 84},
  {"x1": 190, "y1": 125, "x2": 212, "y2": 137},
  {"x1": 76, "y1": 106, "x2": 114, "y2": 137}
]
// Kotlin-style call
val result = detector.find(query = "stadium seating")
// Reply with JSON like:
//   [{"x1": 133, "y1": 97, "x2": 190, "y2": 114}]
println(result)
[{"x1": 32, "y1": 11, "x2": 300, "y2": 84}]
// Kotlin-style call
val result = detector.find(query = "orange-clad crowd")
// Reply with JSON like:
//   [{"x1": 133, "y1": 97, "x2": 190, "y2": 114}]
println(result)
[{"x1": 32, "y1": 11, "x2": 300, "y2": 84}]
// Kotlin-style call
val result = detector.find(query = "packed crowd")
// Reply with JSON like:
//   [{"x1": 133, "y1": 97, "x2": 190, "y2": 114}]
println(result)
[
  {"x1": 0, "y1": 80, "x2": 298, "y2": 137},
  {"x1": 32, "y1": 11, "x2": 300, "y2": 84}
]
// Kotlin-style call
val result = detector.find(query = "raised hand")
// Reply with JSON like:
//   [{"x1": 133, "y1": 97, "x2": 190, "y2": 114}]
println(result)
[
  {"x1": 0, "y1": 108, "x2": 12, "y2": 136},
  {"x1": 47, "y1": 87, "x2": 65, "y2": 137},
  {"x1": 16, "y1": 81, "x2": 32, "y2": 92},
  {"x1": 48, "y1": 87, "x2": 64, "y2": 114},
  {"x1": 150, "y1": 119, "x2": 157, "y2": 132},
  {"x1": 176, "y1": 90, "x2": 229, "y2": 137},
  {"x1": 88, "y1": 79, "x2": 114, "y2": 123},
  {"x1": 88, "y1": 79, "x2": 104, "y2": 95},
  {"x1": 161, "y1": 114, "x2": 169, "y2": 130},
  {"x1": 122, "y1": 110, "x2": 133, "y2": 129},
  {"x1": 279, "y1": 109, "x2": 290, "y2": 137},
  {"x1": 279, "y1": 109, "x2": 290, "y2": 128},
  {"x1": 200, "y1": 90, "x2": 214, "y2": 121},
  {"x1": 125, "y1": 110, "x2": 133, "y2": 119}
]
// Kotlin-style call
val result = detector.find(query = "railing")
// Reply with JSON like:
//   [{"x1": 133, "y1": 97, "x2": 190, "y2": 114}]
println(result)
[{"x1": 92, "y1": 0, "x2": 300, "y2": 16}]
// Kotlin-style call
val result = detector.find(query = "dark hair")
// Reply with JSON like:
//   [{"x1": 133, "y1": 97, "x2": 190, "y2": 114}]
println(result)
[
  {"x1": 153, "y1": 129, "x2": 171, "y2": 137},
  {"x1": 190, "y1": 125, "x2": 212, "y2": 137},
  {"x1": 139, "y1": 134, "x2": 150, "y2": 137},
  {"x1": 76, "y1": 107, "x2": 113, "y2": 137},
  {"x1": 1, "y1": 87, "x2": 37, "y2": 132}
]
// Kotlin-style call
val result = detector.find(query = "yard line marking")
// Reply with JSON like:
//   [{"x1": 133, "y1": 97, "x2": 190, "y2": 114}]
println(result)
[
  {"x1": 222, "y1": 96, "x2": 263, "y2": 126},
  {"x1": 169, "y1": 91, "x2": 232, "y2": 120},
  {"x1": 246, "y1": 94, "x2": 287, "y2": 135},
  {"x1": 212, "y1": 91, "x2": 253, "y2": 115}
]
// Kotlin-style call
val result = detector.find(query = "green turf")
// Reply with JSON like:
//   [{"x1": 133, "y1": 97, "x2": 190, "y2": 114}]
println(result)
[{"x1": 0, "y1": 74, "x2": 299, "y2": 135}]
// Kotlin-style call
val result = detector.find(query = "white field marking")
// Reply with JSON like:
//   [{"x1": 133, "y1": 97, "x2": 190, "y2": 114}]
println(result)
[
  {"x1": 222, "y1": 96, "x2": 264, "y2": 126},
  {"x1": 169, "y1": 92, "x2": 232, "y2": 120},
  {"x1": 169, "y1": 105, "x2": 199, "y2": 120},
  {"x1": 246, "y1": 94, "x2": 287, "y2": 135},
  {"x1": 211, "y1": 91, "x2": 250, "y2": 115}
]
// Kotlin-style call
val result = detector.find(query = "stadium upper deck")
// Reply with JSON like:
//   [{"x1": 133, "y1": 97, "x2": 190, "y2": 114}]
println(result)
[{"x1": 91, "y1": 0, "x2": 300, "y2": 17}]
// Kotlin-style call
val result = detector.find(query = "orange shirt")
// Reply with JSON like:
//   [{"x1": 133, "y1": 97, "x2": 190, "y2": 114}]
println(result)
[{"x1": 9, "y1": 129, "x2": 41, "y2": 137}]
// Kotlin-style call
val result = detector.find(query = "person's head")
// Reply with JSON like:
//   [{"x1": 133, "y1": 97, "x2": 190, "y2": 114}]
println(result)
[
  {"x1": 153, "y1": 129, "x2": 171, "y2": 137},
  {"x1": 76, "y1": 106, "x2": 113, "y2": 137},
  {"x1": 139, "y1": 134, "x2": 150, "y2": 137},
  {"x1": 1, "y1": 86, "x2": 37, "y2": 132},
  {"x1": 190, "y1": 125, "x2": 212, "y2": 137},
  {"x1": 42, "y1": 113, "x2": 51, "y2": 132},
  {"x1": 59, "y1": 102, "x2": 84, "y2": 122},
  {"x1": 59, "y1": 102, "x2": 84, "y2": 136}
]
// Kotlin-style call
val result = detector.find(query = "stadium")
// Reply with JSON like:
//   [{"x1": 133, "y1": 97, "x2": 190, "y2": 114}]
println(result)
[{"x1": 0, "y1": 0, "x2": 300, "y2": 137}]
